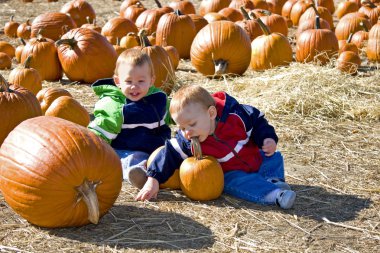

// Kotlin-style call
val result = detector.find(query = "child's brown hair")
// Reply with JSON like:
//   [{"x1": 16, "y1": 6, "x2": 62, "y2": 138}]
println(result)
[
  {"x1": 114, "y1": 49, "x2": 154, "y2": 77},
  {"x1": 170, "y1": 85, "x2": 216, "y2": 115}
]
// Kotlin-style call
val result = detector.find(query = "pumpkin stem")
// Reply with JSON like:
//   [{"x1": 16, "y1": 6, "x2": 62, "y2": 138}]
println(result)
[
  {"x1": 0, "y1": 74, "x2": 10, "y2": 92},
  {"x1": 258, "y1": 10, "x2": 272, "y2": 16},
  {"x1": 191, "y1": 137, "x2": 203, "y2": 160},
  {"x1": 347, "y1": 33, "x2": 354, "y2": 43},
  {"x1": 311, "y1": 4, "x2": 320, "y2": 16},
  {"x1": 315, "y1": 15, "x2": 321, "y2": 29},
  {"x1": 23, "y1": 55, "x2": 32, "y2": 69},
  {"x1": 154, "y1": 0, "x2": 162, "y2": 8},
  {"x1": 55, "y1": 38, "x2": 77, "y2": 49},
  {"x1": 174, "y1": 9, "x2": 183, "y2": 16},
  {"x1": 75, "y1": 178, "x2": 102, "y2": 224},
  {"x1": 10, "y1": 15, "x2": 15, "y2": 22},
  {"x1": 212, "y1": 53, "x2": 228, "y2": 75},
  {"x1": 359, "y1": 21, "x2": 368, "y2": 32},
  {"x1": 138, "y1": 29, "x2": 152, "y2": 47},
  {"x1": 253, "y1": 15, "x2": 271, "y2": 36},
  {"x1": 240, "y1": 7, "x2": 251, "y2": 20},
  {"x1": 19, "y1": 38, "x2": 26, "y2": 46}
]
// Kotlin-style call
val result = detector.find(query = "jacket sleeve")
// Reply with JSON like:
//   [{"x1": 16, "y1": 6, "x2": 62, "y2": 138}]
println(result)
[
  {"x1": 88, "y1": 97, "x2": 124, "y2": 144},
  {"x1": 146, "y1": 132, "x2": 192, "y2": 183},
  {"x1": 241, "y1": 104, "x2": 278, "y2": 148}
]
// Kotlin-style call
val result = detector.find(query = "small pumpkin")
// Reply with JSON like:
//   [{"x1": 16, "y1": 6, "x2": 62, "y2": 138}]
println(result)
[
  {"x1": 0, "y1": 74, "x2": 42, "y2": 145},
  {"x1": 4, "y1": 15, "x2": 20, "y2": 38},
  {"x1": 179, "y1": 137, "x2": 224, "y2": 201},
  {"x1": 80, "y1": 17, "x2": 102, "y2": 33},
  {"x1": 36, "y1": 87, "x2": 73, "y2": 114},
  {"x1": 0, "y1": 116, "x2": 122, "y2": 228},
  {"x1": 147, "y1": 146, "x2": 181, "y2": 189},
  {"x1": 60, "y1": 0, "x2": 96, "y2": 27},
  {"x1": 120, "y1": 2, "x2": 146, "y2": 22},
  {"x1": 101, "y1": 17, "x2": 138, "y2": 45},
  {"x1": 8, "y1": 55, "x2": 42, "y2": 95},
  {"x1": 337, "y1": 51, "x2": 361, "y2": 74},
  {"x1": 120, "y1": 32, "x2": 140, "y2": 49},
  {"x1": 351, "y1": 22, "x2": 369, "y2": 49},
  {"x1": 0, "y1": 53, "x2": 12, "y2": 70},
  {"x1": 236, "y1": 7, "x2": 263, "y2": 41},
  {"x1": 0, "y1": 41, "x2": 15, "y2": 58},
  {"x1": 15, "y1": 39, "x2": 26, "y2": 63},
  {"x1": 16, "y1": 19, "x2": 31, "y2": 39},
  {"x1": 339, "y1": 33, "x2": 359, "y2": 55},
  {"x1": 45, "y1": 96, "x2": 90, "y2": 127}
]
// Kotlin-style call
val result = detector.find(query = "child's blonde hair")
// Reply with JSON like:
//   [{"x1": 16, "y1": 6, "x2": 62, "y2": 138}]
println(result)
[
  {"x1": 170, "y1": 85, "x2": 216, "y2": 115},
  {"x1": 114, "y1": 49, "x2": 154, "y2": 77}
]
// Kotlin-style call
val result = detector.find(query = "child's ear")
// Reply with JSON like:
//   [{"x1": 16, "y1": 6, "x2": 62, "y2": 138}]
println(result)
[
  {"x1": 208, "y1": 106, "x2": 217, "y2": 119},
  {"x1": 113, "y1": 75, "x2": 120, "y2": 87},
  {"x1": 151, "y1": 75, "x2": 156, "y2": 86}
]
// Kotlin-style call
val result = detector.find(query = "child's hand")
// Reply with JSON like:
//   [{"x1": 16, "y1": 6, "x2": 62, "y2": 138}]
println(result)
[
  {"x1": 262, "y1": 138, "x2": 277, "y2": 156},
  {"x1": 135, "y1": 177, "x2": 159, "y2": 201}
]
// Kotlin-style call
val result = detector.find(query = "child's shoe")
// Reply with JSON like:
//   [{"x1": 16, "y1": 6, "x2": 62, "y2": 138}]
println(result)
[
  {"x1": 126, "y1": 166, "x2": 147, "y2": 189},
  {"x1": 276, "y1": 190, "x2": 296, "y2": 209},
  {"x1": 268, "y1": 178, "x2": 291, "y2": 190}
]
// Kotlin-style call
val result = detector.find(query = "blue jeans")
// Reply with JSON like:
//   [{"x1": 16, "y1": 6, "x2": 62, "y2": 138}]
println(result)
[
  {"x1": 114, "y1": 149, "x2": 149, "y2": 180},
  {"x1": 223, "y1": 151, "x2": 285, "y2": 205}
]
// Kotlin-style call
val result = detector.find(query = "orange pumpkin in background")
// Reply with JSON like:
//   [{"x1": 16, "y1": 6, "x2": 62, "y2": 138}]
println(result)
[
  {"x1": 0, "y1": 74, "x2": 42, "y2": 146},
  {"x1": 37, "y1": 87, "x2": 73, "y2": 114},
  {"x1": 4, "y1": 16, "x2": 20, "y2": 38},
  {"x1": 0, "y1": 116, "x2": 122, "y2": 228},
  {"x1": 60, "y1": 0, "x2": 96, "y2": 27}
]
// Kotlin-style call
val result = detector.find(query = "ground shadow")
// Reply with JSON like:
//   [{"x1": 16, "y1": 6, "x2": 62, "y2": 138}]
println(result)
[
  {"x1": 157, "y1": 184, "x2": 372, "y2": 223},
  {"x1": 47, "y1": 205, "x2": 214, "y2": 251}
]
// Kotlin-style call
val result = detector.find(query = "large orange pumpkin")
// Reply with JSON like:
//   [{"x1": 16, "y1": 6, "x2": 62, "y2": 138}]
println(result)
[
  {"x1": 45, "y1": 96, "x2": 90, "y2": 127},
  {"x1": 56, "y1": 28, "x2": 118, "y2": 83},
  {"x1": 147, "y1": 146, "x2": 181, "y2": 189},
  {"x1": 190, "y1": 20, "x2": 251, "y2": 76},
  {"x1": 0, "y1": 116, "x2": 122, "y2": 228},
  {"x1": 179, "y1": 137, "x2": 224, "y2": 201},
  {"x1": 0, "y1": 74, "x2": 42, "y2": 146},
  {"x1": 30, "y1": 12, "x2": 77, "y2": 41}
]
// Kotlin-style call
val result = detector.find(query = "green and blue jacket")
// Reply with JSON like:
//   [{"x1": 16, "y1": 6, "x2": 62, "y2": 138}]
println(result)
[{"x1": 88, "y1": 78, "x2": 171, "y2": 153}]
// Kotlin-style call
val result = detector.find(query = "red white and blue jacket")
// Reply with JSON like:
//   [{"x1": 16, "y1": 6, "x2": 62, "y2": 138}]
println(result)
[{"x1": 147, "y1": 91, "x2": 278, "y2": 183}]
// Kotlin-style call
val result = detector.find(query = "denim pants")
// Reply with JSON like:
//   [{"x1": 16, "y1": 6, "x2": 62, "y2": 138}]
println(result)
[
  {"x1": 223, "y1": 151, "x2": 285, "y2": 205},
  {"x1": 114, "y1": 149, "x2": 149, "y2": 180}
]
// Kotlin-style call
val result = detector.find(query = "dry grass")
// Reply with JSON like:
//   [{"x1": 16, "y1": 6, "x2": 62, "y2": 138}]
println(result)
[{"x1": 1, "y1": 0, "x2": 380, "y2": 252}]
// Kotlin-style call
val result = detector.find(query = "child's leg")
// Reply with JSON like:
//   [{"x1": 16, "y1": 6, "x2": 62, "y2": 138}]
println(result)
[
  {"x1": 258, "y1": 151, "x2": 285, "y2": 180},
  {"x1": 223, "y1": 170, "x2": 278, "y2": 204},
  {"x1": 114, "y1": 149, "x2": 150, "y2": 188}
]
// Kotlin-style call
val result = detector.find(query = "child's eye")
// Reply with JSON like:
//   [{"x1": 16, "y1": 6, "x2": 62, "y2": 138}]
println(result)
[{"x1": 190, "y1": 122, "x2": 196, "y2": 127}]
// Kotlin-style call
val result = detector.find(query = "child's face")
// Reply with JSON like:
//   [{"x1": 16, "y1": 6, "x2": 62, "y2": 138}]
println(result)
[
  {"x1": 172, "y1": 102, "x2": 217, "y2": 142},
  {"x1": 114, "y1": 62, "x2": 155, "y2": 101}
]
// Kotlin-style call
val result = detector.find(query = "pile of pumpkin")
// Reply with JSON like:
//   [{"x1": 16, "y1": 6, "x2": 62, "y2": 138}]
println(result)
[{"x1": 1, "y1": 0, "x2": 380, "y2": 228}]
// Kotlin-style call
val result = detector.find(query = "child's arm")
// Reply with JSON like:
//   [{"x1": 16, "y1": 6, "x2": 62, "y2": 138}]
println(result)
[
  {"x1": 241, "y1": 104, "x2": 278, "y2": 151},
  {"x1": 135, "y1": 133, "x2": 191, "y2": 201},
  {"x1": 88, "y1": 97, "x2": 124, "y2": 143}
]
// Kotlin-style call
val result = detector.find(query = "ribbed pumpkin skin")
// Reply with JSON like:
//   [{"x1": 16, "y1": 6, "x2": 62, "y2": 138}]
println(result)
[
  {"x1": 60, "y1": 0, "x2": 96, "y2": 27},
  {"x1": 335, "y1": 13, "x2": 372, "y2": 40},
  {"x1": 296, "y1": 29, "x2": 339, "y2": 65},
  {"x1": 8, "y1": 65, "x2": 42, "y2": 95},
  {"x1": 156, "y1": 12, "x2": 197, "y2": 59},
  {"x1": 366, "y1": 20, "x2": 380, "y2": 62},
  {"x1": 36, "y1": 87, "x2": 73, "y2": 114},
  {"x1": 57, "y1": 28, "x2": 118, "y2": 83},
  {"x1": 0, "y1": 85, "x2": 42, "y2": 145},
  {"x1": 179, "y1": 156, "x2": 224, "y2": 201},
  {"x1": 135, "y1": 9, "x2": 166, "y2": 35},
  {"x1": 45, "y1": 96, "x2": 90, "y2": 127},
  {"x1": 101, "y1": 17, "x2": 138, "y2": 45},
  {"x1": 190, "y1": 21, "x2": 251, "y2": 76},
  {"x1": 250, "y1": 33, "x2": 293, "y2": 70},
  {"x1": 0, "y1": 116, "x2": 122, "y2": 228},
  {"x1": 31, "y1": 12, "x2": 77, "y2": 41},
  {"x1": 20, "y1": 37, "x2": 63, "y2": 81}
]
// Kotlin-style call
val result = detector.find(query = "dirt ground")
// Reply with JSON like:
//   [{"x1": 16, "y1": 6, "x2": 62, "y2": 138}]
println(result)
[{"x1": 0, "y1": 0, "x2": 379, "y2": 252}]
